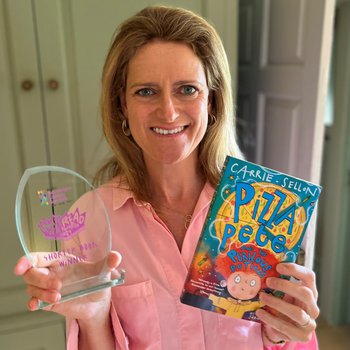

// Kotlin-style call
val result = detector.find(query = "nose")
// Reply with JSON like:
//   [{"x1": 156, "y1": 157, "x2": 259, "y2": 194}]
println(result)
[{"x1": 157, "y1": 92, "x2": 179, "y2": 122}]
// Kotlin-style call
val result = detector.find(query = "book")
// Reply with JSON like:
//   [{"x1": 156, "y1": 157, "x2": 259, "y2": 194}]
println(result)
[{"x1": 180, "y1": 156, "x2": 322, "y2": 322}]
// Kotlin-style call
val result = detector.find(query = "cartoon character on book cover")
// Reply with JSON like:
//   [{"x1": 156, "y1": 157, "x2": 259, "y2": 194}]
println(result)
[{"x1": 181, "y1": 156, "x2": 322, "y2": 322}]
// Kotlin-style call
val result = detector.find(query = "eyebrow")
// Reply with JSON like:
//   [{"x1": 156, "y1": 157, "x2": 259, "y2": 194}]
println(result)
[
  {"x1": 129, "y1": 82, "x2": 158, "y2": 89},
  {"x1": 128, "y1": 80, "x2": 205, "y2": 89}
]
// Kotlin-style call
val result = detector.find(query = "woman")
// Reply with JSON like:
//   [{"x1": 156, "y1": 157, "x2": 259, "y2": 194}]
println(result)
[{"x1": 14, "y1": 6, "x2": 319, "y2": 349}]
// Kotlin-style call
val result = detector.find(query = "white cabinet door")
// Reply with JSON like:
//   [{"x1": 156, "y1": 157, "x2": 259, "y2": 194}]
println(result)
[{"x1": 1, "y1": 0, "x2": 238, "y2": 347}]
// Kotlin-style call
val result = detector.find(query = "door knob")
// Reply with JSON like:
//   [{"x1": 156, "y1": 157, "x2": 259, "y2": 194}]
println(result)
[
  {"x1": 48, "y1": 79, "x2": 59, "y2": 90},
  {"x1": 21, "y1": 80, "x2": 34, "y2": 91}
]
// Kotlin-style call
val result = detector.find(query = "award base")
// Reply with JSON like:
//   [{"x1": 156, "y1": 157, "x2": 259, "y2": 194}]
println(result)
[{"x1": 38, "y1": 269, "x2": 125, "y2": 309}]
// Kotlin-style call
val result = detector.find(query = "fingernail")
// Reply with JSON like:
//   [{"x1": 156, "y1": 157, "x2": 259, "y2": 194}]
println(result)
[
  {"x1": 54, "y1": 293, "x2": 61, "y2": 303},
  {"x1": 28, "y1": 298, "x2": 38, "y2": 311},
  {"x1": 116, "y1": 251, "x2": 122, "y2": 264},
  {"x1": 256, "y1": 309, "x2": 265, "y2": 319},
  {"x1": 276, "y1": 263, "x2": 288, "y2": 273},
  {"x1": 266, "y1": 277, "x2": 274, "y2": 288}
]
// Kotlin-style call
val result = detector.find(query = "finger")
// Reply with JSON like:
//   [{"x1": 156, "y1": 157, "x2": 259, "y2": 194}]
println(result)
[
  {"x1": 107, "y1": 251, "x2": 122, "y2": 270},
  {"x1": 15, "y1": 253, "x2": 63, "y2": 272},
  {"x1": 14, "y1": 256, "x2": 33, "y2": 276},
  {"x1": 263, "y1": 325, "x2": 291, "y2": 343},
  {"x1": 266, "y1": 277, "x2": 319, "y2": 319},
  {"x1": 276, "y1": 263, "x2": 318, "y2": 299},
  {"x1": 26, "y1": 284, "x2": 61, "y2": 306},
  {"x1": 262, "y1": 323, "x2": 291, "y2": 344},
  {"x1": 260, "y1": 292, "x2": 315, "y2": 327},
  {"x1": 29, "y1": 252, "x2": 63, "y2": 268},
  {"x1": 256, "y1": 308, "x2": 316, "y2": 343},
  {"x1": 23, "y1": 267, "x2": 62, "y2": 291},
  {"x1": 27, "y1": 297, "x2": 40, "y2": 311}
]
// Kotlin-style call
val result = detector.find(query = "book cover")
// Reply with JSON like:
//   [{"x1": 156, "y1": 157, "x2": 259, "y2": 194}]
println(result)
[{"x1": 180, "y1": 156, "x2": 322, "y2": 322}]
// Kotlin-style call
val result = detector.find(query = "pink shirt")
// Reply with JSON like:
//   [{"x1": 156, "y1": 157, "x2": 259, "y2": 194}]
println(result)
[{"x1": 67, "y1": 181, "x2": 318, "y2": 349}]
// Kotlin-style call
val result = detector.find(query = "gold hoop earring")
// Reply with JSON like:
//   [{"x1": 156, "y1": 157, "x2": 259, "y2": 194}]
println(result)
[{"x1": 122, "y1": 119, "x2": 131, "y2": 136}]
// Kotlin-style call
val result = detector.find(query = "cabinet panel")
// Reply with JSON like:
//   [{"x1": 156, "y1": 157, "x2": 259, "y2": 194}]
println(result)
[
  {"x1": 267, "y1": 0, "x2": 305, "y2": 65},
  {"x1": 1, "y1": 322, "x2": 65, "y2": 350},
  {"x1": 2, "y1": 0, "x2": 48, "y2": 167},
  {"x1": 0, "y1": 0, "x2": 42, "y2": 317},
  {"x1": 34, "y1": 0, "x2": 79, "y2": 170}
]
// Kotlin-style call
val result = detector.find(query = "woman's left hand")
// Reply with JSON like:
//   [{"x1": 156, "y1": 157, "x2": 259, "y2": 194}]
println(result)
[{"x1": 256, "y1": 262, "x2": 320, "y2": 346}]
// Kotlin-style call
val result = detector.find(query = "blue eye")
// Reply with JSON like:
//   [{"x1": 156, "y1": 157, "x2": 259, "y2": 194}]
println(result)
[
  {"x1": 181, "y1": 86, "x2": 197, "y2": 95},
  {"x1": 136, "y1": 88, "x2": 154, "y2": 96}
]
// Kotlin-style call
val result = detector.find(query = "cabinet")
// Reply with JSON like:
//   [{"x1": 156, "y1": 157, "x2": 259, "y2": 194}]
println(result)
[
  {"x1": 0, "y1": 0, "x2": 237, "y2": 347},
  {"x1": 0, "y1": 312, "x2": 66, "y2": 350}
]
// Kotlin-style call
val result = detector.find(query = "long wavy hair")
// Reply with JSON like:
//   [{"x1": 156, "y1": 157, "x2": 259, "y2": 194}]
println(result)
[{"x1": 96, "y1": 6, "x2": 243, "y2": 201}]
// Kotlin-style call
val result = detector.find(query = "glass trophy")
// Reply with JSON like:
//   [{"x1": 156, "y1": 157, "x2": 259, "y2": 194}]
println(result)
[{"x1": 15, "y1": 166, "x2": 125, "y2": 309}]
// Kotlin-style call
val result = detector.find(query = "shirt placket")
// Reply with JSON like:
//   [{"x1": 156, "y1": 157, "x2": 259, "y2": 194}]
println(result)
[{"x1": 143, "y1": 203, "x2": 207, "y2": 349}]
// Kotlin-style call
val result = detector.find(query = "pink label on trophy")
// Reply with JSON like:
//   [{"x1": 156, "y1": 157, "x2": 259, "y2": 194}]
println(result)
[
  {"x1": 37, "y1": 208, "x2": 86, "y2": 240},
  {"x1": 43, "y1": 241, "x2": 98, "y2": 269},
  {"x1": 37, "y1": 187, "x2": 71, "y2": 206}
]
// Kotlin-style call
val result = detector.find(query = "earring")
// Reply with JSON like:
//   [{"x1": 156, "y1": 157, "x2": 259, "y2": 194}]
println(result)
[{"x1": 122, "y1": 119, "x2": 131, "y2": 136}]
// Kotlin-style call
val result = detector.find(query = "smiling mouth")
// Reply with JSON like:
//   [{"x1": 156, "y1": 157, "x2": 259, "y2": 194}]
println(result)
[{"x1": 151, "y1": 126, "x2": 186, "y2": 135}]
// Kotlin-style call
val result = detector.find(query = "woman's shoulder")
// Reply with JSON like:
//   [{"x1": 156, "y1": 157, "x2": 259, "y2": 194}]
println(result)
[
  {"x1": 97, "y1": 176, "x2": 128, "y2": 191},
  {"x1": 96, "y1": 176, "x2": 135, "y2": 210}
]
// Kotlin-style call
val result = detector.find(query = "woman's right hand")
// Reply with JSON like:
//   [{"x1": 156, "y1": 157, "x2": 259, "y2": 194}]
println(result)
[{"x1": 13, "y1": 251, "x2": 122, "y2": 322}]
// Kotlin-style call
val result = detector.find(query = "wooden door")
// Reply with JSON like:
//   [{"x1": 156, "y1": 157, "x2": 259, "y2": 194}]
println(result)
[{"x1": 237, "y1": 0, "x2": 335, "y2": 267}]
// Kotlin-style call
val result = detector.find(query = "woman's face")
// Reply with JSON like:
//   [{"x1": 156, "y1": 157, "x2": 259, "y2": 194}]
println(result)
[{"x1": 123, "y1": 41, "x2": 210, "y2": 166}]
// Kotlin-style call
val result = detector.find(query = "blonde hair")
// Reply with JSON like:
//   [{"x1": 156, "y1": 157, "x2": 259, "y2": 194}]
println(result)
[{"x1": 96, "y1": 6, "x2": 242, "y2": 201}]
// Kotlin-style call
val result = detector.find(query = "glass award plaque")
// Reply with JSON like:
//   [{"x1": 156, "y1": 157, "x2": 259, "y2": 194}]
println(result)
[{"x1": 15, "y1": 166, "x2": 125, "y2": 309}]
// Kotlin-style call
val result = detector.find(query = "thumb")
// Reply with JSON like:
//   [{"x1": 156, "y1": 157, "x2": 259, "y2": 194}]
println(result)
[
  {"x1": 17, "y1": 252, "x2": 64, "y2": 270},
  {"x1": 107, "y1": 251, "x2": 122, "y2": 270},
  {"x1": 14, "y1": 255, "x2": 32, "y2": 276}
]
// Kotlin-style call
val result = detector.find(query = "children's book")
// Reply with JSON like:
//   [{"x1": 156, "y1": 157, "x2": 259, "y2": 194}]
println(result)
[{"x1": 180, "y1": 156, "x2": 322, "y2": 322}]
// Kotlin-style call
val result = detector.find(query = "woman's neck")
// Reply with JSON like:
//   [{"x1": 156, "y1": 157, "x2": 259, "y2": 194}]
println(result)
[
  {"x1": 145, "y1": 155, "x2": 205, "y2": 206},
  {"x1": 144, "y1": 155, "x2": 205, "y2": 250}
]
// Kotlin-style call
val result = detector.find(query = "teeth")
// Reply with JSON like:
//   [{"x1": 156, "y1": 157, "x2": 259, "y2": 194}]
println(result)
[{"x1": 152, "y1": 126, "x2": 185, "y2": 135}]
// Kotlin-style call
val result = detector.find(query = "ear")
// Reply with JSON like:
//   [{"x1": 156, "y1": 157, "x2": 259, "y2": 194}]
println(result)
[
  {"x1": 120, "y1": 92, "x2": 128, "y2": 118},
  {"x1": 207, "y1": 91, "x2": 212, "y2": 114}
]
